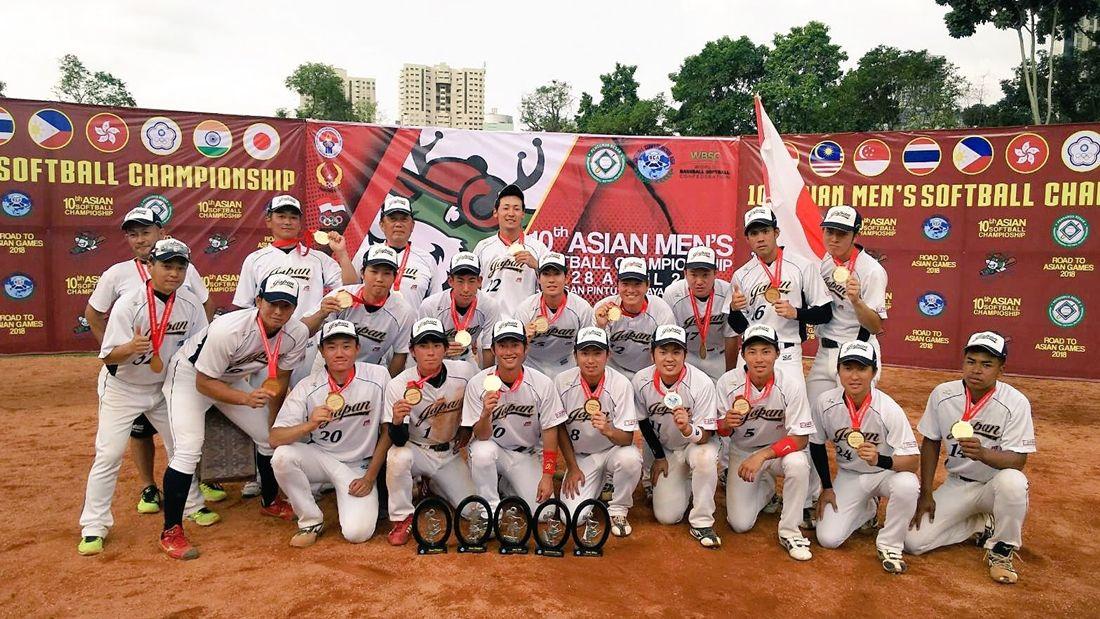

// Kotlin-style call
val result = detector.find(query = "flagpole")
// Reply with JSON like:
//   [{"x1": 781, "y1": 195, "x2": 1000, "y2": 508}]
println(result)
[{"x1": 753, "y1": 94, "x2": 770, "y2": 203}]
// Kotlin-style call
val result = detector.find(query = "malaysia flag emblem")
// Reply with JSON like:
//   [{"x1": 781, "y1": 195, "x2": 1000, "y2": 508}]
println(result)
[{"x1": 809, "y1": 140, "x2": 843, "y2": 177}]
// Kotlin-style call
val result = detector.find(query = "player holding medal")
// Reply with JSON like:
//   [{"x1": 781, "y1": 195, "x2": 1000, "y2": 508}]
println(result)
[
  {"x1": 473, "y1": 185, "x2": 550, "y2": 316},
  {"x1": 514, "y1": 252, "x2": 594, "y2": 378},
  {"x1": 594, "y1": 257, "x2": 675, "y2": 376},
  {"x1": 810, "y1": 341, "x2": 920, "y2": 574},
  {"x1": 419, "y1": 252, "x2": 501, "y2": 370},
  {"x1": 554, "y1": 327, "x2": 642, "y2": 537},
  {"x1": 905, "y1": 332, "x2": 1036, "y2": 584},
  {"x1": 662, "y1": 246, "x2": 736, "y2": 379},
  {"x1": 350, "y1": 195, "x2": 443, "y2": 304}
]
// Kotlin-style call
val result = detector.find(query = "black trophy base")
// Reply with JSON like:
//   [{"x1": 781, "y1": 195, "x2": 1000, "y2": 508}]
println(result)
[
  {"x1": 573, "y1": 547, "x2": 604, "y2": 557},
  {"x1": 499, "y1": 545, "x2": 529, "y2": 555},
  {"x1": 418, "y1": 545, "x2": 448, "y2": 555},
  {"x1": 536, "y1": 547, "x2": 564, "y2": 557},
  {"x1": 457, "y1": 544, "x2": 487, "y2": 554}
]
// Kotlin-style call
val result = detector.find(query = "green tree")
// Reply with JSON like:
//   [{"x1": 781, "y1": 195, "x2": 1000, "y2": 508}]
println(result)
[
  {"x1": 668, "y1": 35, "x2": 768, "y2": 136},
  {"x1": 575, "y1": 63, "x2": 670, "y2": 135},
  {"x1": 285, "y1": 62, "x2": 365, "y2": 122},
  {"x1": 53, "y1": 54, "x2": 136, "y2": 106},
  {"x1": 520, "y1": 80, "x2": 577, "y2": 132},
  {"x1": 964, "y1": 48, "x2": 1100, "y2": 126},
  {"x1": 756, "y1": 21, "x2": 846, "y2": 133}
]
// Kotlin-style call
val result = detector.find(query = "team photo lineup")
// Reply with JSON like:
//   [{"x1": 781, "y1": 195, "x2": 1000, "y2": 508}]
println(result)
[{"x1": 76, "y1": 181, "x2": 1035, "y2": 586}]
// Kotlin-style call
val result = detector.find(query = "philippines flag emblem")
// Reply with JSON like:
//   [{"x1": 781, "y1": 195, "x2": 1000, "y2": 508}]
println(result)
[
  {"x1": 0, "y1": 107, "x2": 14, "y2": 146},
  {"x1": 853, "y1": 139, "x2": 891, "y2": 177},
  {"x1": 903, "y1": 137, "x2": 941, "y2": 176},
  {"x1": 952, "y1": 136, "x2": 994, "y2": 175},
  {"x1": 28, "y1": 108, "x2": 74, "y2": 150},
  {"x1": 809, "y1": 140, "x2": 843, "y2": 177}
]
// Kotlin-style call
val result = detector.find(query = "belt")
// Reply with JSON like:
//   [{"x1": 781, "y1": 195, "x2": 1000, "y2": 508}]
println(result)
[
  {"x1": 430, "y1": 442, "x2": 451, "y2": 452},
  {"x1": 958, "y1": 475, "x2": 981, "y2": 483},
  {"x1": 820, "y1": 338, "x2": 839, "y2": 349},
  {"x1": 781, "y1": 342, "x2": 798, "y2": 349}
]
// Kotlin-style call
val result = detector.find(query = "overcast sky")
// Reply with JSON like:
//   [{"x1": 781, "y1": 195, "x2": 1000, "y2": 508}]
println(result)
[{"x1": 4, "y1": 0, "x2": 1021, "y2": 127}]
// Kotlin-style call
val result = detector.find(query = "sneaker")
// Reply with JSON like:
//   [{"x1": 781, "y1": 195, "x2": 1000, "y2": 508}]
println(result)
[
  {"x1": 290, "y1": 523, "x2": 325, "y2": 548},
  {"x1": 136, "y1": 485, "x2": 161, "y2": 514},
  {"x1": 388, "y1": 515, "x2": 414, "y2": 546},
  {"x1": 877, "y1": 547, "x2": 907, "y2": 574},
  {"x1": 780, "y1": 535, "x2": 813, "y2": 561},
  {"x1": 200, "y1": 482, "x2": 227, "y2": 503},
  {"x1": 260, "y1": 497, "x2": 295, "y2": 520},
  {"x1": 159, "y1": 525, "x2": 199, "y2": 560},
  {"x1": 610, "y1": 515, "x2": 632, "y2": 537},
  {"x1": 600, "y1": 482, "x2": 614, "y2": 504},
  {"x1": 986, "y1": 544, "x2": 1020, "y2": 584},
  {"x1": 77, "y1": 536, "x2": 104, "y2": 556},
  {"x1": 689, "y1": 526, "x2": 722, "y2": 549},
  {"x1": 186, "y1": 507, "x2": 221, "y2": 527},
  {"x1": 974, "y1": 513, "x2": 995, "y2": 548},
  {"x1": 763, "y1": 494, "x2": 782, "y2": 515},
  {"x1": 241, "y1": 480, "x2": 262, "y2": 499},
  {"x1": 800, "y1": 507, "x2": 817, "y2": 530}
]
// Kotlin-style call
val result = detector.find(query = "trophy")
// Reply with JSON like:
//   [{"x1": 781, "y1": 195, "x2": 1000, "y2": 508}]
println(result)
[
  {"x1": 454, "y1": 495, "x2": 493, "y2": 553},
  {"x1": 411, "y1": 497, "x2": 452, "y2": 555},
  {"x1": 533, "y1": 499, "x2": 571, "y2": 558},
  {"x1": 494, "y1": 496, "x2": 532, "y2": 555},
  {"x1": 571, "y1": 498, "x2": 610, "y2": 557}
]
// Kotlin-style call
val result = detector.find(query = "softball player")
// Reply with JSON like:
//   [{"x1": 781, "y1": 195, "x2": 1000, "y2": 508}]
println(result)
[
  {"x1": 555, "y1": 327, "x2": 642, "y2": 537},
  {"x1": 351, "y1": 195, "x2": 443, "y2": 304},
  {"x1": 472, "y1": 184, "x2": 550, "y2": 316},
  {"x1": 905, "y1": 332, "x2": 1035, "y2": 585},
  {"x1": 632, "y1": 325, "x2": 721, "y2": 548},
  {"x1": 77, "y1": 239, "x2": 211, "y2": 556},
  {"x1": 662, "y1": 246, "x2": 735, "y2": 380},
  {"x1": 383, "y1": 317, "x2": 478, "y2": 546},
  {"x1": 418, "y1": 252, "x2": 501, "y2": 370},
  {"x1": 811, "y1": 341, "x2": 919, "y2": 574},
  {"x1": 463, "y1": 319, "x2": 566, "y2": 514},
  {"x1": 594, "y1": 257, "x2": 676, "y2": 376},
  {"x1": 158, "y1": 275, "x2": 310, "y2": 560},
  {"x1": 270, "y1": 320, "x2": 392, "y2": 547},
  {"x1": 716, "y1": 324, "x2": 816, "y2": 561},
  {"x1": 514, "y1": 252, "x2": 594, "y2": 379}
]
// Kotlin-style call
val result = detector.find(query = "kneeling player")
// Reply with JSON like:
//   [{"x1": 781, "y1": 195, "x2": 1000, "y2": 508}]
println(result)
[
  {"x1": 811, "y1": 341, "x2": 919, "y2": 574},
  {"x1": 270, "y1": 320, "x2": 391, "y2": 546},
  {"x1": 633, "y1": 325, "x2": 721, "y2": 548},
  {"x1": 555, "y1": 327, "x2": 642, "y2": 537},
  {"x1": 716, "y1": 325, "x2": 815, "y2": 560},
  {"x1": 384, "y1": 317, "x2": 478, "y2": 546}
]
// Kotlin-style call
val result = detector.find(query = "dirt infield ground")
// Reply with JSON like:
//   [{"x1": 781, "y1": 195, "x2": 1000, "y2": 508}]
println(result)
[{"x1": 1, "y1": 355, "x2": 1097, "y2": 618}]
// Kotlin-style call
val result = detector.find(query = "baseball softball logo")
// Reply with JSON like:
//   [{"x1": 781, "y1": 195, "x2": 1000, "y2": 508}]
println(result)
[
  {"x1": 922, "y1": 215, "x2": 951, "y2": 241},
  {"x1": 3, "y1": 273, "x2": 35, "y2": 301},
  {"x1": 918, "y1": 292, "x2": 946, "y2": 317},
  {"x1": 586, "y1": 143, "x2": 626, "y2": 184},
  {"x1": 1052, "y1": 214, "x2": 1089, "y2": 248},
  {"x1": 1048, "y1": 295, "x2": 1085, "y2": 328},
  {"x1": 139, "y1": 194, "x2": 174, "y2": 225}
]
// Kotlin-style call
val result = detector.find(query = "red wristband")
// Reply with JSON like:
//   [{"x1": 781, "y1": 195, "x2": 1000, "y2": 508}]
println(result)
[
  {"x1": 716, "y1": 422, "x2": 733, "y2": 437},
  {"x1": 771, "y1": 437, "x2": 798, "y2": 458},
  {"x1": 542, "y1": 450, "x2": 557, "y2": 475}
]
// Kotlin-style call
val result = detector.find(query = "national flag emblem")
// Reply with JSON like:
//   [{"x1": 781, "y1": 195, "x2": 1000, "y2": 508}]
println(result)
[
  {"x1": 193, "y1": 119, "x2": 232, "y2": 158},
  {"x1": 903, "y1": 137, "x2": 941, "y2": 176},
  {"x1": 28, "y1": 108, "x2": 74, "y2": 149},
  {"x1": 243, "y1": 122, "x2": 280, "y2": 160},
  {"x1": 85, "y1": 112, "x2": 129, "y2": 153},
  {"x1": 1005, "y1": 132, "x2": 1049, "y2": 174},
  {"x1": 783, "y1": 141, "x2": 799, "y2": 161},
  {"x1": 809, "y1": 140, "x2": 843, "y2": 177},
  {"x1": 952, "y1": 135, "x2": 994, "y2": 175},
  {"x1": 853, "y1": 139, "x2": 891, "y2": 177},
  {"x1": 0, "y1": 107, "x2": 14, "y2": 146},
  {"x1": 141, "y1": 116, "x2": 182, "y2": 155}
]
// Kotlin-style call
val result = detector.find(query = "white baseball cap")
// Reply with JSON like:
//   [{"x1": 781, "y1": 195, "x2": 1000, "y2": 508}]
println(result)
[
  {"x1": 741, "y1": 324, "x2": 779, "y2": 350},
  {"x1": 362, "y1": 244, "x2": 399, "y2": 270},
  {"x1": 652, "y1": 324, "x2": 687, "y2": 349},
  {"x1": 539, "y1": 252, "x2": 567, "y2": 273},
  {"x1": 259, "y1": 274, "x2": 300, "y2": 306},
  {"x1": 411, "y1": 317, "x2": 447, "y2": 345},
  {"x1": 838, "y1": 340, "x2": 877, "y2": 368},
  {"x1": 965, "y1": 331, "x2": 1007, "y2": 360},
  {"x1": 492, "y1": 318, "x2": 527, "y2": 344},
  {"x1": 320, "y1": 319, "x2": 358, "y2": 343},
  {"x1": 575, "y1": 326, "x2": 610, "y2": 351},
  {"x1": 122, "y1": 206, "x2": 161, "y2": 229},
  {"x1": 381, "y1": 195, "x2": 413, "y2": 217},
  {"x1": 448, "y1": 251, "x2": 481, "y2": 276},
  {"x1": 743, "y1": 205, "x2": 778, "y2": 233},
  {"x1": 821, "y1": 205, "x2": 862, "y2": 233},
  {"x1": 617, "y1": 257, "x2": 647, "y2": 282},
  {"x1": 685, "y1": 246, "x2": 716, "y2": 270},
  {"x1": 150, "y1": 238, "x2": 190, "y2": 263},
  {"x1": 267, "y1": 194, "x2": 302, "y2": 214}
]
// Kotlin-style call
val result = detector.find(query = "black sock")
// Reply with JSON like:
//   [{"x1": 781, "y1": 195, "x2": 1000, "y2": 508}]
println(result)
[
  {"x1": 257, "y1": 454, "x2": 278, "y2": 506},
  {"x1": 992, "y1": 541, "x2": 1014, "y2": 556},
  {"x1": 162, "y1": 467, "x2": 192, "y2": 530}
]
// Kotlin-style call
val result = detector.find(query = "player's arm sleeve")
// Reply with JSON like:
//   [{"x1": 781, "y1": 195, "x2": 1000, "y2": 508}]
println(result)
[
  {"x1": 382, "y1": 377, "x2": 401, "y2": 425},
  {"x1": 194, "y1": 321, "x2": 234, "y2": 377},
  {"x1": 273, "y1": 382, "x2": 309, "y2": 428},
  {"x1": 1001, "y1": 397, "x2": 1037, "y2": 454},
  {"x1": 796, "y1": 302, "x2": 832, "y2": 325},
  {"x1": 916, "y1": 390, "x2": 943, "y2": 440},
  {"x1": 277, "y1": 324, "x2": 310, "y2": 371},
  {"x1": 638, "y1": 419, "x2": 665, "y2": 459},
  {"x1": 232, "y1": 256, "x2": 258, "y2": 308},
  {"x1": 187, "y1": 265, "x2": 211, "y2": 304},
  {"x1": 810, "y1": 395, "x2": 828, "y2": 445},
  {"x1": 417, "y1": 296, "x2": 432, "y2": 321},
  {"x1": 865, "y1": 266, "x2": 888, "y2": 319},
  {"x1": 804, "y1": 259, "x2": 833, "y2": 308},
  {"x1": 810, "y1": 442, "x2": 833, "y2": 488},
  {"x1": 725, "y1": 284, "x2": 749, "y2": 333},
  {"x1": 578, "y1": 298, "x2": 594, "y2": 326},
  {"x1": 322, "y1": 254, "x2": 343, "y2": 290},
  {"x1": 99, "y1": 299, "x2": 138, "y2": 358},
  {"x1": 427, "y1": 262, "x2": 444, "y2": 298},
  {"x1": 539, "y1": 379, "x2": 567, "y2": 430},
  {"x1": 884, "y1": 405, "x2": 920, "y2": 455},
  {"x1": 478, "y1": 297, "x2": 501, "y2": 349},
  {"x1": 513, "y1": 296, "x2": 535, "y2": 326},
  {"x1": 691, "y1": 377, "x2": 719, "y2": 430},
  {"x1": 613, "y1": 374, "x2": 639, "y2": 432},
  {"x1": 87, "y1": 269, "x2": 117, "y2": 313},
  {"x1": 393, "y1": 305, "x2": 414, "y2": 354},
  {"x1": 783, "y1": 379, "x2": 816, "y2": 436},
  {"x1": 461, "y1": 376, "x2": 483, "y2": 427}
]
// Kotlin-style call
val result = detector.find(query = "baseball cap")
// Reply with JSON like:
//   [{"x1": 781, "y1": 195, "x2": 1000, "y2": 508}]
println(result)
[
  {"x1": 266, "y1": 194, "x2": 302, "y2": 215},
  {"x1": 685, "y1": 246, "x2": 716, "y2": 270},
  {"x1": 821, "y1": 205, "x2": 863, "y2": 233},
  {"x1": 491, "y1": 318, "x2": 527, "y2": 344},
  {"x1": 495, "y1": 184, "x2": 524, "y2": 207},
  {"x1": 741, "y1": 324, "x2": 779, "y2": 350},
  {"x1": 652, "y1": 324, "x2": 687, "y2": 350},
  {"x1": 320, "y1": 319, "x2": 358, "y2": 343},
  {"x1": 411, "y1": 317, "x2": 448, "y2": 345},
  {"x1": 965, "y1": 331, "x2": 1007, "y2": 360},
  {"x1": 449, "y1": 251, "x2": 481, "y2": 276},
  {"x1": 259, "y1": 274, "x2": 300, "y2": 306},
  {"x1": 122, "y1": 206, "x2": 161, "y2": 229},
  {"x1": 362, "y1": 244, "x2": 399, "y2": 270},
  {"x1": 743, "y1": 205, "x2": 778, "y2": 233},
  {"x1": 838, "y1": 340, "x2": 878, "y2": 368},
  {"x1": 381, "y1": 195, "x2": 413, "y2": 217},
  {"x1": 539, "y1": 252, "x2": 567, "y2": 273},
  {"x1": 150, "y1": 238, "x2": 191, "y2": 263},
  {"x1": 617, "y1": 257, "x2": 647, "y2": 282},
  {"x1": 575, "y1": 326, "x2": 610, "y2": 351}
]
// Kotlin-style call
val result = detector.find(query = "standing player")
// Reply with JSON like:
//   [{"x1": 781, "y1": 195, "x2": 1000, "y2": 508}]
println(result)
[
  {"x1": 78, "y1": 239, "x2": 211, "y2": 556},
  {"x1": 514, "y1": 252, "x2": 594, "y2": 379},
  {"x1": 716, "y1": 324, "x2": 816, "y2": 561},
  {"x1": 633, "y1": 325, "x2": 721, "y2": 548},
  {"x1": 555, "y1": 327, "x2": 642, "y2": 537},
  {"x1": 811, "y1": 341, "x2": 920, "y2": 574},
  {"x1": 270, "y1": 320, "x2": 392, "y2": 547},
  {"x1": 905, "y1": 332, "x2": 1035, "y2": 584},
  {"x1": 351, "y1": 195, "x2": 443, "y2": 304},
  {"x1": 463, "y1": 319, "x2": 566, "y2": 513},
  {"x1": 594, "y1": 257, "x2": 675, "y2": 377},
  {"x1": 158, "y1": 275, "x2": 310, "y2": 560},
  {"x1": 727, "y1": 205, "x2": 832, "y2": 377},
  {"x1": 662, "y1": 246, "x2": 735, "y2": 380},
  {"x1": 383, "y1": 317, "x2": 478, "y2": 545},
  {"x1": 418, "y1": 252, "x2": 501, "y2": 370},
  {"x1": 473, "y1": 184, "x2": 550, "y2": 316},
  {"x1": 807, "y1": 205, "x2": 888, "y2": 407}
]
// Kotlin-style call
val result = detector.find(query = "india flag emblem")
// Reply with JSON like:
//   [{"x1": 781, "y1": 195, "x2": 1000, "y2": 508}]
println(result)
[{"x1": 193, "y1": 119, "x2": 232, "y2": 158}]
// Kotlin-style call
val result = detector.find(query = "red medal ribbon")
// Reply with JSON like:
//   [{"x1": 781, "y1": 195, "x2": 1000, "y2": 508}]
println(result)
[
  {"x1": 742, "y1": 373, "x2": 776, "y2": 405},
  {"x1": 689, "y1": 292, "x2": 715, "y2": 345},
  {"x1": 832, "y1": 247, "x2": 860, "y2": 271},
  {"x1": 495, "y1": 367, "x2": 525, "y2": 393},
  {"x1": 134, "y1": 259, "x2": 150, "y2": 282},
  {"x1": 539, "y1": 292, "x2": 569, "y2": 325},
  {"x1": 255, "y1": 312, "x2": 284, "y2": 380},
  {"x1": 498, "y1": 231, "x2": 525, "y2": 247},
  {"x1": 844, "y1": 390, "x2": 874, "y2": 430},
  {"x1": 757, "y1": 247, "x2": 784, "y2": 290},
  {"x1": 450, "y1": 292, "x2": 478, "y2": 332},
  {"x1": 962, "y1": 385, "x2": 997, "y2": 422},
  {"x1": 392, "y1": 243, "x2": 412, "y2": 291},
  {"x1": 580, "y1": 373, "x2": 606, "y2": 401},
  {"x1": 270, "y1": 227, "x2": 315, "y2": 256},
  {"x1": 145, "y1": 280, "x2": 175, "y2": 358},
  {"x1": 620, "y1": 297, "x2": 649, "y2": 318},
  {"x1": 346, "y1": 285, "x2": 387, "y2": 310},
  {"x1": 327, "y1": 366, "x2": 356, "y2": 394},
  {"x1": 407, "y1": 365, "x2": 442, "y2": 391},
  {"x1": 652, "y1": 366, "x2": 686, "y2": 396}
]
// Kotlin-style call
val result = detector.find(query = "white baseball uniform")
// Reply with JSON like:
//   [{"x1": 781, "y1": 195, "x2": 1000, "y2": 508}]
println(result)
[
  {"x1": 271, "y1": 361, "x2": 389, "y2": 542},
  {"x1": 663, "y1": 279, "x2": 734, "y2": 380},
  {"x1": 384, "y1": 360, "x2": 477, "y2": 521},
  {"x1": 514, "y1": 292, "x2": 594, "y2": 378},
  {"x1": 593, "y1": 294, "x2": 676, "y2": 376},
  {"x1": 812, "y1": 387, "x2": 920, "y2": 553},
  {"x1": 555, "y1": 366, "x2": 642, "y2": 518},
  {"x1": 715, "y1": 365, "x2": 815, "y2": 539},
  {"x1": 418, "y1": 290, "x2": 501, "y2": 368},
  {"x1": 80, "y1": 286, "x2": 209, "y2": 538},
  {"x1": 233, "y1": 244, "x2": 342, "y2": 321},
  {"x1": 88, "y1": 258, "x2": 210, "y2": 313},
  {"x1": 632, "y1": 363, "x2": 719, "y2": 528},
  {"x1": 311, "y1": 286, "x2": 416, "y2": 366},
  {"x1": 473, "y1": 233, "x2": 550, "y2": 316},
  {"x1": 352, "y1": 241, "x2": 442, "y2": 304},
  {"x1": 463, "y1": 365, "x2": 566, "y2": 512},
  {"x1": 905, "y1": 381, "x2": 1036, "y2": 554}
]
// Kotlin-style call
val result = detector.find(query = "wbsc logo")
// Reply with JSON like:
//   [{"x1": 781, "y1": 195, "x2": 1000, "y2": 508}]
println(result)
[
  {"x1": 3, "y1": 273, "x2": 35, "y2": 301},
  {"x1": 922, "y1": 216, "x2": 951, "y2": 240},
  {"x1": 633, "y1": 144, "x2": 674, "y2": 182},
  {"x1": 2, "y1": 191, "x2": 32, "y2": 217},
  {"x1": 918, "y1": 292, "x2": 946, "y2": 317},
  {"x1": 1052, "y1": 214, "x2": 1089, "y2": 248},
  {"x1": 1048, "y1": 295, "x2": 1085, "y2": 328}
]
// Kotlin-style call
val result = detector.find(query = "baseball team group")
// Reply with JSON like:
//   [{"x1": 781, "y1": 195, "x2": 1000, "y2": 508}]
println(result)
[{"x1": 75, "y1": 184, "x2": 1036, "y2": 584}]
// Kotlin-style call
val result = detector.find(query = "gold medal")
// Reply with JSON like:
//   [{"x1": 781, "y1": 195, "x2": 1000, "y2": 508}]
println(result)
[
  {"x1": 325, "y1": 392, "x2": 345, "y2": 411},
  {"x1": 662, "y1": 392, "x2": 683, "y2": 410},
  {"x1": 764, "y1": 286, "x2": 782, "y2": 304},
  {"x1": 832, "y1": 265, "x2": 850, "y2": 284},
  {"x1": 732, "y1": 396, "x2": 751, "y2": 415},
  {"x1": 334, "y1": 290, "x2": 354, "y2": 309},
  {"x1": 532, "y1": 316, "x2": 549, "y2": 334},
  {"x1": 606, "y1": 305, "x2": 622, "y2": 322},
  {"x1": 455, "y1": 329, "x2": 472, "y2": 347},
  {"x1": 313, "y1": 230, "x2": 331, "y2": 245},
  {"x1": 261, "y1": 377, "x2": 281, "y2": 394},
  {"x1": 508, "y1": 242, "x2": 524, "y2": 255},
  {"x1": 404, "y1": 387, "x2": 423, "y2": 405},
  {"x1": 483, "y1": 374, "x2": 503, "y2": 392},
  {"x1": 846, "y1": 430, "x2": 865, "y2": 449},
  {"x1": 699, "y1": 342, "x2": 707, "y2": 360},
  {"x1": 584, "y1": 398, "x2": 602, "y2": 416},
  {"x1": 149, "y1": 353, "x2": 164, "y2": 373},
  {"x1": 951, "y1": 420, "x2": 974, "y2": 440}
]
